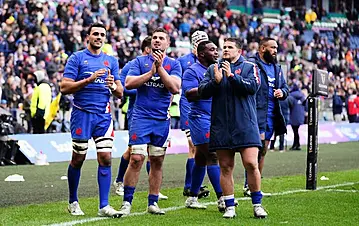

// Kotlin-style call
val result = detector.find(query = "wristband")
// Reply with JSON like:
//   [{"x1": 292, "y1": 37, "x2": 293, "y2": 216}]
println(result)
[{"x1": 110, "y1": 82, "x2": 117, "y2": 91}]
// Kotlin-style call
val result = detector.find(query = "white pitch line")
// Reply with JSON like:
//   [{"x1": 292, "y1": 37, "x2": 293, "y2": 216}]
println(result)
[
  {"x1": 325, "y1": 189, "x2": 358, "y2": 193},
  {"x1": 47, "y1": 182, "x2": 358, "y2": 226}
]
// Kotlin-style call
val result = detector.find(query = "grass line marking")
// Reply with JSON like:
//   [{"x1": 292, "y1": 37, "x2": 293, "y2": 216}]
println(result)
[
  {"x1": 325, "y1": 189, "x2": 358, "y2": 193},
  {"x1": 47, "y1": 182, "x2": 358, "y2": 226}
]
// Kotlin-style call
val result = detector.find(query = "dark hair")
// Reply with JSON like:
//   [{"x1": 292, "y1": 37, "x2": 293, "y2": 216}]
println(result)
[
  {"x1": 87, "y1": 23, "x2": 107, "y2": 35},
  {"x1": 259, "y1": 37, "x2": 276, "y2": 47},
  {"x1": 223, "y1": 37, "x2": 242, "y2": 49},
  {"x1": 152, "y1": 27, "x2": 169, "y2": 38},
  {"x1": 197, "y1": 40, "x2": 213, "y2": 54},
  {"x1": 141, "y1": 36, "x2": 152, "y2": 52}
]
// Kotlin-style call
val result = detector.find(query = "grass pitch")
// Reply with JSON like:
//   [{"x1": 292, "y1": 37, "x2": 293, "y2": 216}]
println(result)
[{"x1": 0, "y1": 142, "x2": 358, "y2": 225}]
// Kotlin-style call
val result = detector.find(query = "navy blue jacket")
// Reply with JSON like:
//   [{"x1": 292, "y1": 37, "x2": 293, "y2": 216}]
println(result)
[
  {"x1": 332, "y1": 93, "x2": 343, "y2": 115},
  {"x1": 198, "y1": 56, "x2": 262, "y2": 150},
  {"x1": 248, "y1": 53, "x2": 289, "y2": 136},
  {"x1": 288, "y1": 90, "x2": 306, "y2": 126},
  {"x1": 279, "y1": 99, "x2": 290, "y2": 125}
]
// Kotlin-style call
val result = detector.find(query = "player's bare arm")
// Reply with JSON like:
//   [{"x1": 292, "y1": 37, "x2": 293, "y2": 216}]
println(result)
[
  {"x1": 185, "y1": 88, "x2": 200, "y2": 102},
  {"x1": 60, "y1": 68, "x2": 107, "y2": 95},
  {"x1": 125, "y1": 63, "x2": 156, "y2": 90}
]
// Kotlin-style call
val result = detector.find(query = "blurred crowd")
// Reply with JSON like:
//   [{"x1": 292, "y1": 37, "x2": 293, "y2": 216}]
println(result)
[{"x1": 0, "y1": 0, "x2": 359, "y2": 135}]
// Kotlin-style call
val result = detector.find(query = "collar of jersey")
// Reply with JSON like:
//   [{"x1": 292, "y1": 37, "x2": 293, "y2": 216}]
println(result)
[
  {"x1": 149, "y1": 54, "x2": 167, "y2": 62},
  {"x1": 85, "y1": 48, "x2": 103, "y2": 58}
]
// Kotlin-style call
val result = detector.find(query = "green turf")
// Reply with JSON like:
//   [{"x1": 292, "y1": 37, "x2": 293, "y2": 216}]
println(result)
[
  {"x1": 0, "y1": 142, "x2": 358, "y2": 225},
  {"x1": 0, "y1": 170, "x2": 358, "y2": 226}
]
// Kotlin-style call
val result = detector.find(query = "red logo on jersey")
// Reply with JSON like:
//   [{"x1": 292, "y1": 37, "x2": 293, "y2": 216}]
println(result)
[
  {"x1": 111, "y1": 130, "x2": 114, "y2": 137},
  {"x1": 205, "y1": 131, "x2": 210, "y2": 138},
  {"x1": 235, "y1": 69, "x2": 241, "y2": 75},
  {"x1": 131, "y1": 133, "x2": 137, "y2": 141},
  {"x1": 164, "y1": 64, "x2": 171, "y2": 70},
  {"x1": 75, "y1": 128, "x2": 82, "y2": 135},
  {"x1": 104, "y1": 60, "x2": 109, "y2": 67},
  {"x1": 185, "y1": 120, "x2": 189, "y2": 126}
]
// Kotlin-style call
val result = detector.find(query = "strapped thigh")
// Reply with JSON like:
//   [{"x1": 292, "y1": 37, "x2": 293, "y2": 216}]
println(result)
[
  {"x1": 72, "y1": 139, "x2": 88, "y2": 154},
  {"x1": 94, "y1": 136, "x2": 113, "y2": 152}
]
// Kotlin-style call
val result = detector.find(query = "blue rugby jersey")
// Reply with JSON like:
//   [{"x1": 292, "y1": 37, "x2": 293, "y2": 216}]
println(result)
[
  {"x1": 178, "y1": 54, "x2": 197, "y2": 105},
  {"x1": 63, "y1": 49, "x2": 120, "y2": 114},
  {"x1": 127, "y1": 54, "x2": 182, "y2": 120},
  {"x1": 119, "y1": 59, "x2": 137, "y2": 118},
  {"x1": 261, "y1": 60, "x2": 276, "y2": 117},
  {"x1": 182, "y1": 63, "x2": 211, "y2": 118}
]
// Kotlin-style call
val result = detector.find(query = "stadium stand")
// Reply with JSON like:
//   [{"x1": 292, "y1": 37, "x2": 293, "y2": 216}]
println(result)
[{"x1": 0, "y1": 0, "x2": 359, "y2": 135}]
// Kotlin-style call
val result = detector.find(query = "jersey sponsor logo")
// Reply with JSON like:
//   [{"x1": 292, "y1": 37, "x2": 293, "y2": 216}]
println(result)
[
  {"x1": 268, "y1": 77, "x2": 276, "y2": 82},
  {"x1": 144, "y1": 76, "x2": 164, "y2": 88},
  {"x1": 235, "y1": 69, "x2": 241, "y2": 75},
  {"x1": 151, "y1": 76, "x2": 161, "y2": 81},
  {"x1": 145, "y1": 63, "x2": 150, "y2": 68},
  {"x1": 84, "y1": 60, "x2": 88, "y2": 64},
  {"x1": 144, "y1": 81, "x2": 164, "y2": 88},
  {"x1": 94, "y1": 78, "x2": 106, "y2": 83},
  {"x1": 104, "y1": 60, "x2": 109, "y2": 67},
  {"x1": 268, "y1": 76, "x2": 275, "y2": 87},
  {"x1": 187, "y1": 61, "x2": 191, "y2": 65},
  {"x1": 164, "y1": 64, "x2": 171, "y2": 70}
]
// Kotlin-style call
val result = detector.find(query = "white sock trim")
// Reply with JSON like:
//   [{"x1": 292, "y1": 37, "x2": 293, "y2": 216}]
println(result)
[{"x1": 223, "y1": 194, "x2": 235, "y2": 200}]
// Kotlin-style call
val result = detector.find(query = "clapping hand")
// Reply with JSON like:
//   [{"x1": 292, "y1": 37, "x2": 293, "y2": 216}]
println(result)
[{"x1": 213, "y1": 63, "x2": 223, "y2": 84}]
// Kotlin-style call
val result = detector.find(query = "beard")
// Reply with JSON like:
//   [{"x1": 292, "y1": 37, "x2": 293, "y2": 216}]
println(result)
[
  {"x1": 263, "y1": 50, "x2": 277, "y2": 64},
  {"x1": 90, "y1": 41, "x2": 102, "y2": 50}
]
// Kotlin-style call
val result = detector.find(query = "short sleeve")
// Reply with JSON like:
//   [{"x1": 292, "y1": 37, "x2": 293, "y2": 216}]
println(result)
[
  {"x1": 63, "y1": 54, "x2": 79, "y2": 80},
  {"x1": 127, "y1": 58, "x2": 142, "y2": 76}
]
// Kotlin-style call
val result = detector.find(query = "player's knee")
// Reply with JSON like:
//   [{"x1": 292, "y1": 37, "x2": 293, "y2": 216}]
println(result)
[
  {"x1": 219, "y1": 159, "x2": 234, "y2": 174},
  {"x1": 94, "y1": 137, "x2": 113, "y2": 153},
  {"x1": 244, "y1": 161, "x2": 257, "y2": 172},
  {"x1": 149, "y1": 156, "x2": 164, "y2": 170},
  {"x1": 72, "y1": 139, "x2": 88, "y2": 155},
  {"x1": 194, "y1": 151, "x2": 206, "y2": 166},
  {"x1": 130, "y1": 154, "x2": 145, "y2": 169},
  {"x1": 207, "y1": 152, "x2": 218, "y2": 165},
  {"x1": 71, "y1": 157, "x2": 85, "y2": 168},
  {"x1": 148, "y1": 145, "x2": 166, "y2": 157},
  {"x1": 98, "y1": 153, "x2": 112, "y2": 166}
]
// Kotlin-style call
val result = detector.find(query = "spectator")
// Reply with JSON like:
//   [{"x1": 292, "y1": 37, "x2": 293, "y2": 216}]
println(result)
[
  {"x1": 346, "y1": 88, "x2": 358, "y2": 123},
  {"x1": 288, "y1": 83, "x2": 306, "y2": 151},
  {"x1": 30, "y1": 70, "x2": 52, "y2": 134},
  {"x1": 332, "y1": 88, "x2": 344, "y2": 122}
]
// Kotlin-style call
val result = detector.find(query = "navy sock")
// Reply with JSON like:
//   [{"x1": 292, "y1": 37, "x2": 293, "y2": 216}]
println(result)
[
  {"x1": 207, "y1": 165, "x2": 222, "y2": 199},
  {"x1": 251, "y1": 191, "x2": 263, "y2": 205},
  {"x1": 123, "y1": 186, "x2": 136, "y2": 204},
  {"x1": 146, "y1": 161, "x2": 150, "y2": 175},
  {"x1": 224, "y1": 194, "x2": 235, "y2": 207},
  {"x1": 148, "y1": 194, "x2": 159, "y2": 206},
  {"x1": 116, "y1": 156, "x2": 129, "y2": 183},
  {"x1": 68, "y1": 164, "x2": 81, "y2": 204},
  {"x1": 184, "y1": 158, "x2": 194, "y2": 189},
  {"x1": 190, "y1": 164, "x2": 206, "y2": 195},
  {"x1": 98, "y1": 165, "x2": 111, "y2": 209}
]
